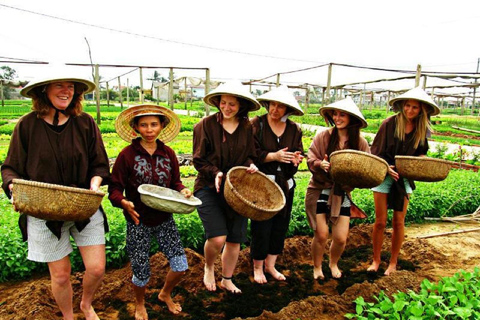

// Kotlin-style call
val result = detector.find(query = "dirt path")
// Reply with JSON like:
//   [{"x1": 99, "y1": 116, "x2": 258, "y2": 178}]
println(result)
[{"x1": 0, "y1": 222, "x2": 479, "y2": 320}]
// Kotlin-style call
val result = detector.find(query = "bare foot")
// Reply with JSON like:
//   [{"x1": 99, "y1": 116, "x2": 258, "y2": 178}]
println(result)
[
  {"x1": 384, "y1": 264, "x2": 397, "y2": 276},
  {"x1": 203, "y1": 265, "x2": 216, "y2": 291},
  {"x1": 220, "y1": 278, "x2": 241, "y2": 294},
  {"x1": 253, "y1": 267, "x2": 267, "y2": 284},
  {"x1": 367, "y1": 261, "x2": 380, "y2": 272},
  {"x1": 265, "y1": 267, "x2": 286, "y2": 281},
  {"x1": 313, "y1": 266, "x2": 324, "y2": 280},
  {"x1": 158, "y1": 291, "x2": 182, "y2": 315},
  {"x1": 134, "y1": 303, "x2": 148, "y2": 320},
  {"x1": 329, "y1": 264, "x2": 342, "y2": 279},
  {"x1": 80, "y1": 304, "x2": 100, "y2": 320}
]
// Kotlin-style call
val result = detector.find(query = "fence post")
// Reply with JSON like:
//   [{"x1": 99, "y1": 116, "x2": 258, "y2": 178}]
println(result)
[{"x1": 94, "y1": 64, "x2": 101, "y2": 125}]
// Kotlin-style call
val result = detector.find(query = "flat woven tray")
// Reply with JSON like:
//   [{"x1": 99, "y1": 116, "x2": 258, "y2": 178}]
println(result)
[
  {"x1": 395, "y1": 156, "x2": 452, "y2": 182},
  {"x1": 12, "y1": 179, "x2": 104, "y2": 221},
  {"x1": 138, "y1": 184, "x2": 201, "y2": 214},
  {"x1": 224, "y1": 166, "x2": 286, "y2": 221},
  {"x1": 330, "y1": 150, "x2": 389, "y2": 189}
]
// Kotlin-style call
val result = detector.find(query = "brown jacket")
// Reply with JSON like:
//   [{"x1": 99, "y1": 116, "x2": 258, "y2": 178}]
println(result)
[{"x1": 193, "y1": 113, "x2": 256, "y2": 193}]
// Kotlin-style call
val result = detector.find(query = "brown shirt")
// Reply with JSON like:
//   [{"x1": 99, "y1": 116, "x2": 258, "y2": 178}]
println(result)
[
  {"x1": 371, "y1": 115, "x2": 429, "y2": 165},
  {"x1": 193, "y1": 113, "x2": 256, "y2": 193},
  {"x1": 1, "y1": 111, "x2": 110, "y2": 239},
  {"x1": 251, "y1": 114, "x2": 303, "y2": 182},
  {"x1": 1, "y1": 112, "x2": 110, "y2": 193},
  {"x1": 371, "y1": 114, "x2": 429, "y2": 210}
]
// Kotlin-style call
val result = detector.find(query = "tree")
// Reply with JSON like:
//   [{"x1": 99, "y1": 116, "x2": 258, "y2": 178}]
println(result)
[
  {"x1": 148, "y1": 71, "x2": 168, "y2": 83},
  {"x1": 0, "y1": 66, "x2": 17, "y2": 99}
]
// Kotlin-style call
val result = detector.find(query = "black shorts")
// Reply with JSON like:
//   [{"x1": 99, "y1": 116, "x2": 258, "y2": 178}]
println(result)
[
  {"x1": 316, "y1": 189, "x2": 351, "y2": 217},
  {"x1": 195, "y1": 187, "x2": 248, "y2": 243}
]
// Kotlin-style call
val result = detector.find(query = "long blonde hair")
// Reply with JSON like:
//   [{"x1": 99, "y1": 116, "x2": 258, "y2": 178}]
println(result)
[{"x1": 394, "y1": 100, "x2": 433, "y2": 149}]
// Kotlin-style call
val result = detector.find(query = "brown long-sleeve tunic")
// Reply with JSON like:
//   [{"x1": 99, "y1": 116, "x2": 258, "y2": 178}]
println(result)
[
  {"x1": 2, "y1": 112, "x2": 110, "y2": 192},
  {"x1": 251, "y1": 115, "x2": 303, "y2": 216},
  {"x1": 371, "y1": 115, "x2": 428, "y2": 165},
  {"x1": 304, "y1": 128, "x2": 370, "y2": 229},
  {"x1": 251, "y1": 115, "x2": 303, "y2": 180},
  {"x1": 371, "y1": 115, "x2": 429, "y2": 210},
  {"x1": 1, "y1": 112, "x2": 110, "y2": 238},
  {"x1": 193, "y1": 113, "x2": 256, "y2": 193}
]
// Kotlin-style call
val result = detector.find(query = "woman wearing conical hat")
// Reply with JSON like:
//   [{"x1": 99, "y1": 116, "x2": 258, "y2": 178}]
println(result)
[
  {"x1": 109, "y1": 104, "x2": 192, "y2": 316},
  {"x1": 249, "y1": 85, "x2": 304, "y2": 284},
  {"x1": 305, "y1": 97, "x2": 370, "y2": 280},
  {"x1": 193, "y1": 81, "x2": 260, "y2": 293},
  {"x1": 367, "y1": 87, "x2": 440, "y2": 276},
  {"x1": 1, "y1": 72, "x2": 110, "y2": 320}
]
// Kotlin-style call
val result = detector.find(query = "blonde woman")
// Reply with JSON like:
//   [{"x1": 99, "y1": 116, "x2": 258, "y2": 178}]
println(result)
[{"x1": 367, "y1": 87, "x2": 440, "y2": 276}]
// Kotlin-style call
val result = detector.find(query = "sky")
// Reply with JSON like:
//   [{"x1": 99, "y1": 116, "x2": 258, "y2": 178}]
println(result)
[{"x1": 1, "y1": 0, "x2": 480, "y2": 97}]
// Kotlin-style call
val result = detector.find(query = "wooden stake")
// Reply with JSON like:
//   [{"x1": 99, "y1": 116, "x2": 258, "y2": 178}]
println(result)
[
  {"x1": 417, "y1": 227, "x2": 480, "y2": 239},
  {"x1": 326, "y1": 63, "x2": 332, "y2": 102},
  {"x1": 205, "y1": 68, "x2": 210, "y2": 116},
  {"x1": 94, "y1": 64, "x2": 101, "y2": 125},
  {"x1": 106, "y1": 82, "x2": 110, "y2": 108},
  {"x1": 139, "y1": 67, "x2": 144, "y2": 103},
  {"x1": 0, "y1": 81, "x2": 4, "y2": 107},
  {"x1": 117, "y1": 77, "x2": 123, "y2": 109},
  {"x1": 415, "y1": 64, "x2": 422, "y2": 87},
  {"x1": 168, "y1": 67, "x2": 174, "y2": 110}
]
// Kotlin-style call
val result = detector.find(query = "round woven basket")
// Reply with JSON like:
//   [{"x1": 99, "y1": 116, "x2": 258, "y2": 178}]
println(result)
[
  {"x1": 12, "y1": 179, "x2": 105, "y2": 221},
  {"x1": 395, "y1": 156, "x2": 451, "y2": 182},
  {"x1": 138, "y1": 184, "x2": 202, "y2": 214},
  {"x1": 330, "y1": 150, "x2": 389, "y2": 189},
  {"x1": 224, "y1": 166, "x2": 286, "y2": 221}
]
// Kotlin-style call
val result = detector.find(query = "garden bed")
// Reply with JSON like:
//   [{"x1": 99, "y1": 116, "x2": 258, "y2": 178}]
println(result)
[{"x1": 0, "y1": 222, "x2": 479, "y2": 320}]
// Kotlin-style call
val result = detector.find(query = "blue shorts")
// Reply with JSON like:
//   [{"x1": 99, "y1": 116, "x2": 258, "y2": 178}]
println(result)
[{"x1": 371, "y1": 175, "x2": 413, "y2": 194}]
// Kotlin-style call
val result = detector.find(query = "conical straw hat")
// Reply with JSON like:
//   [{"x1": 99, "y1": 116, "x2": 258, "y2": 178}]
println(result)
[
  {"x1": 319, "y1": 97, "x2": 368, "y2": 128},
  {"x1": 21, "y1": 73, "x2": 95, "y2": 98},
  {"x1": 257, "y1": 85, "x2": 304, "y2": 116},
  {"x1": 115, "y1": 104, "x2": 181, "y2": 143},
  {"x1": 203, "y1": 81, "x2": 261, "y2": 112},
  {"x1": 389, "y1": 87, "x2": 440, "y2": 116}
]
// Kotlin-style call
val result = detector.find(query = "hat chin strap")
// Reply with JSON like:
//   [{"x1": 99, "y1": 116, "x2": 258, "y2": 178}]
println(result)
[
  {"x1": 280, "y1": 112, "x2": 293, "y2": 123},
  {"x1": 49, "y1": 104, "x2": 67, "y2": 127}
]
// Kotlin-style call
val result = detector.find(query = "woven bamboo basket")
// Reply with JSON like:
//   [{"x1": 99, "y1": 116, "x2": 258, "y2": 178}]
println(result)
[
  {"x1": 395, "y1": 156, "x2": 451, "y2": 182},
  {"x1": 12, "y1": 179, "x2": 105, "y2": 221},
  {"x1": 224, "y1": 166, "x2": 286, "y2": 221},
  {"x1": 330, "y1": 150, "x2": 389, "y2": 189},
  {"x1": 138, "y1": 184, "x2": 202, "y2": 214}
]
